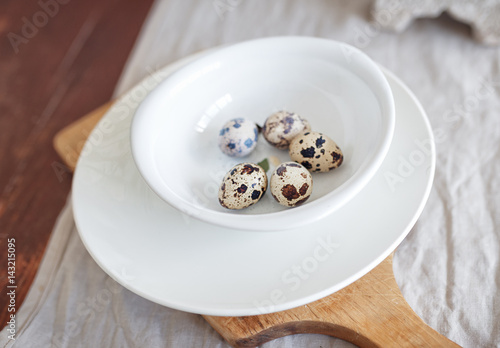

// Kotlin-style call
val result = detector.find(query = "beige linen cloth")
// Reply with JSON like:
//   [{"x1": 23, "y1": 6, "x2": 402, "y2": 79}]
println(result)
[{"x1": 2, "y1": 1, "x2": 500, "y2": 347}]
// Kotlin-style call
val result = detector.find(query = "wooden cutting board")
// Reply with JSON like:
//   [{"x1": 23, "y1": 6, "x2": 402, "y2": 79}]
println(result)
[{"x1": 53, "y1": 103, "x2": 460, "y2": 348}]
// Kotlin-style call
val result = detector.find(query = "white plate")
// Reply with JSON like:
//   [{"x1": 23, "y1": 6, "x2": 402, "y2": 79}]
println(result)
[
  {"x1": 130, "y1": 37, "x2": 395, "y2": 231},
  {"x1": 72, "y1": 51, "x2": 435, "y2": 316}
]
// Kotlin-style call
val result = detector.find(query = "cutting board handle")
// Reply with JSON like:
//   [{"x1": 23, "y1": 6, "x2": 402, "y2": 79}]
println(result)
[{"x1": 204, "y1": 254, "x2": 461, "y2": 348}]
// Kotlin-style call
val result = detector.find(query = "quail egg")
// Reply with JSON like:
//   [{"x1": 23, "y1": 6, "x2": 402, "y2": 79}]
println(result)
[
  {"x1": 218, "y1": 118, "x2": 259, "y2": 157},
  {"x1": 270, "y1": 162, "x2": 313, "y2": 207},
  {"x1": 262, "y1": 111, "x2": 311, "y2": 149},
  {"x1": 218, "y1": 163, "x2": 267, "y2": 209},
  {"x1": 289, "y1": 131, "x2": 343, "y2": 172}
]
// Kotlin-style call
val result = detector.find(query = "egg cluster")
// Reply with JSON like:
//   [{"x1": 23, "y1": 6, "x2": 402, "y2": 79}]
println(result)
[{"x1": 217, "y1": 111, "x2": 343, "y2": 210}]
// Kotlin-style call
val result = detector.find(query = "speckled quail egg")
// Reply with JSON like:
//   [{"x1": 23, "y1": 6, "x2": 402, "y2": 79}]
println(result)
[
  {"x1": 218, "y1": 118, "x2": 259, "y2": 157},
  {"x1": 262, "y1": 111, "x2": 311, "y2": 149},
  {"x1": 289, "y1": 131, "x2": 343, "y2": 172},
  {"x1": 218, "y1": 163, "x2": 267, "y2": 209},
  {"x1": 270, "y1": 162, "x2": 313, "y2": 207}
]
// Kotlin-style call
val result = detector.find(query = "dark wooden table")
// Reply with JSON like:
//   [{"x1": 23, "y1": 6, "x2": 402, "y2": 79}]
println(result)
[{"x1": 0, "y1": 0, "x2": 154, "y2": 326}]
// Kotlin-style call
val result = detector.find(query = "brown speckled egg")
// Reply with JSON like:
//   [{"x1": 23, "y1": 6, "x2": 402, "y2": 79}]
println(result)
[
  {"x1": 270, "y1": 162, "x2": 313, "y2": 207},
  {"x1": 262, "y1": 111, "x2": 311, "y2": 149},
  {"x1": 289, "y1": 131, "x2": 343, "y2": 172},
  {"x1": 218, "y1": 163, "x2": 267, "y2": 209}
]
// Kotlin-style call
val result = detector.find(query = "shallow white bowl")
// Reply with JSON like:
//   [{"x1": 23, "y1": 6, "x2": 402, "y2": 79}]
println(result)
[{"x1": 131, "y1": 37, "x2": 395, "y2": 231}]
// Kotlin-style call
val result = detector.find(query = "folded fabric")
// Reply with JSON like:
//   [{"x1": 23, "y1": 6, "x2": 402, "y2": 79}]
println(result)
[{"x1": 373, "y1": 0, "x2": 500, "y2": 45}]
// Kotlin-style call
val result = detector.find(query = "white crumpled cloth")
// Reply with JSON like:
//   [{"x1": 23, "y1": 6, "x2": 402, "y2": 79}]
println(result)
[
  {"x1": 373, "y1": 0, "x2": 500, "y2": 45},
  {"x1": 2, "y1": 1, "x2": 500, "y2": 347}
]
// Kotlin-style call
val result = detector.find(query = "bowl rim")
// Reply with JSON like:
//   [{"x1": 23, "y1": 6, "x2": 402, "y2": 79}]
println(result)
[{"x1": 130, "y1": 36, "x2": 395, "y2": 231}]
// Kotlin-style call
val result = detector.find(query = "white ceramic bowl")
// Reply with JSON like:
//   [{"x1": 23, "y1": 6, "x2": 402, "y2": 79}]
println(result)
[{"x1": 130, "y1": 37, "x2": 395, "y2": 231}]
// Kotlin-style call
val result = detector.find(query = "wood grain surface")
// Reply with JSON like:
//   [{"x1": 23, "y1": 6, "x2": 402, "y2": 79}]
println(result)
[
  {"x1": 0, "y1": 0, "x2": 154, "y2": 327},
  {"x1": 53, "y1": 103, "x2": 461, "y2": 348},
  {"x1": 204, "y1": 255, "x2": 460, "y2": 347}
]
